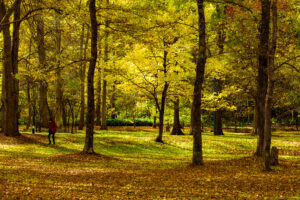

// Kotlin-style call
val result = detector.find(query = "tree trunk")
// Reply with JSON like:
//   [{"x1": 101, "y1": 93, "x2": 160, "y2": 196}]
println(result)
[
  {"x1": 255, "y1": 0, "x2": 270, "y2": 157},
  {"x1": 191, "y1": 0, "x2": 206, "y2": 165},
  {"x1": 215, "y1": 109, "x2": 223, "y2": 135},
  {"x1": 263, "y1": 0, "x2": 277, "y2": 171},
  {"x1": 101, "y1": 2, "x2": 109, "y2": 130},
  {"x1": 155, "y1": 49, "x2": 169, "y2": 143},
  {"x1": 101, "y1": 80, "x2": 108, "y2": 130},
  {"x1": 55, "y1": 16, "x2": 63, "y2": 128},
  {"x1": 295, "y1": 111, "x2": 298, "y2": 131},
  {"x1": 79, "y1": 24, "x2": 89, "y2": 130},
  {"x1": 252, "y1": 101, "x2": 259, "y2": 135},
  {"x1": 111, "y1": 83, "x2": 116, "y2": 119},
  {"x1": 26, "y1": 83, "x2": 32, "y2": 130},
  {"x1": 83, "y1": 0, "x2": 97, "y2": 154},
  {"x1": 153, "y1": 115, "x2": 156, "y2": 128},
  {"x1": 36, "y1": 15, "x2": 50, "y2": 128},
  {"x1": 39, "y1": 82, "x2": 50, "y2": 127},
  {"x1": 215, "y1": 5, "x2": 225, "y2": 136},
  {"x1": 171, "y1": 98, "x2": 184, "y2": 135},
  {"x1": 0, "y1": 0, "x2": 21, "y2": 137},
  {"x1": 95, "y1": 66, "x2": 101, "y2": 126}
]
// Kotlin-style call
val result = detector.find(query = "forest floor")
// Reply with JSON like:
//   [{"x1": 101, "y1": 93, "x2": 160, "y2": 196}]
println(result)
[{"x1": 0, "y1": 128, "x2": 299, "y2": 199}]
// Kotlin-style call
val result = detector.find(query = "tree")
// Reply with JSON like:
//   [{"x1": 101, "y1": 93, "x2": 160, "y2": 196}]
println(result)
[
  {"x1": 191, "y1": 0, "x2": 206, "y2": 165},
  {"x1": 100, "y1": 0, "x2": 109, "y2": 130},
  {"x1": 83, "y1": 0, "x2": 97, "y2": 154},
  {"x1": 0, "y1": 0, "x2": 22, "y2": 137},
  {"x1": 170, "y1": 97, "x2": 184, "y2": 135},
  {"x1": 79, "y1": 24, "x2": 89, "y2": 130},
  {"x1": 263, "y1": 0, "x2": 278, "y2": 171},
  {"x1": 35, "y1": 5, "x2": 50, "y2": 128},
  {"x1": 255, "y1": 0, "x2": 271, "y2": 157}
]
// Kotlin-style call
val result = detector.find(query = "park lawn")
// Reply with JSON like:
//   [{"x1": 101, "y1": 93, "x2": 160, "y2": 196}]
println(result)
[{"x1": 0, "y1": 129, "x2": 299, "y2": 199}]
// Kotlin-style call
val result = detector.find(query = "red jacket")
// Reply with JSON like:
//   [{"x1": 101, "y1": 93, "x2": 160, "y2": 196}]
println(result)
[{"x1": 49, "y1": 121, "x2": 56, "y2": 133}]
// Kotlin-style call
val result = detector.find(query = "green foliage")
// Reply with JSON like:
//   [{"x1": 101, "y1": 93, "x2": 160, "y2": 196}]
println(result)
[{"x1": 107, "y1": 118, "x2": 153, "y2": 126}]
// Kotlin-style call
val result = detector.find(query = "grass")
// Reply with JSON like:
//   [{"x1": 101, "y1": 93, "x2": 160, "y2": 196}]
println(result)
[{"x1": 0, "y1": 128, "x2": 299, "y2": 199}]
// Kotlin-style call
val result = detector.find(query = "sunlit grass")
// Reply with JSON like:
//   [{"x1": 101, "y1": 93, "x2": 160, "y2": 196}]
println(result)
[
  {"x1": 7, "y1": 129, "x2": 299, "y2": 166},
  {"x1": 0, "y1": 129, "x2": 299, "y2": 199}
]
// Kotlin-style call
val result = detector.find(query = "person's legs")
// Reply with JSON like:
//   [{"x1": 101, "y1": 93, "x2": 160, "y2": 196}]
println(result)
[
  {"x1": 52, "y1": 133, "x2": 55, "y2": 144},
  {"x1": 48, "y1": 131, "x2": 51, "y2": 144}
]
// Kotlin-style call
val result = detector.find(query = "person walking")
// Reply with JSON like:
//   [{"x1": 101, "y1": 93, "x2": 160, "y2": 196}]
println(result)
[{"x1": 48, "y1": 118, "x2": 57, "y2": 144}]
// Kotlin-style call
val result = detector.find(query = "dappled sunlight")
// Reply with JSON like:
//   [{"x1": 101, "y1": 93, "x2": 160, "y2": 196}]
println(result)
[{"x1": 0, "y1": 130, "x2": 299, "y2": 199}]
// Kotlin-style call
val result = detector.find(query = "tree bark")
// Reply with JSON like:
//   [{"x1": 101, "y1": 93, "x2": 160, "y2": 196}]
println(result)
[
  {"x1": 55, "y1": 16, "x2": 63, "y2": 128},
  {"x1": 0, "y1": 0, "x2": 21, "y2": 137},
  {"x1": 152, "y1": 116, "x2": 156, "y2": 128},
  {"x1": 101, "y1": 1, "x2": 109, "y2": 130},
  {"x1": 26, "y1": 83, "x2": 32, "y2": 130},
  {"x1": 83, "y1": 0, "x2": 97, "y2": 154},
  {"x1": 252, "y1": 100, "x2": 259, "y2": 135},
  {"x1": 255, "y1": 0, "x2": 270, "y2": 157},
  {"x1": 191, "y1": 0, "x2": 206, "y2": 165},
  {"x1": 79, "y1": 24, "x2": 89, "y2": 130},
  {"x1": 95, "y1": 63, "x2": 101, "y2": 126},
  {"x1": 171, "y1": 98, "x2": 184, "y2": 135},
  {"x1": 111, "y1": 83, "x2": 116, "y2": 119},
  {"x1": 155, "y1": 49, "x2": 169, "y2": 143},
  {"x1": 215, "y1": 5, "x2": 225, "y2": 136},
  {"x1": 263, "y1": 0, "x2": 277, "y2": 171},
  {"x1": 101, "y1": 80, "x2": 107, "y2": 130},
  {"x1": 36, "y1": 14, "x2": 50, "y2": 128}
]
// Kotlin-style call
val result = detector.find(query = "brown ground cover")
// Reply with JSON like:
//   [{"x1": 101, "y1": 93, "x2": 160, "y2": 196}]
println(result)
[{"x1": 0, "y1": 131, "x2": 299, "y2": 199}]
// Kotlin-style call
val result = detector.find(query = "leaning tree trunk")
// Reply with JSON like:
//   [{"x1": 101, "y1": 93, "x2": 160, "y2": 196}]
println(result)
[
  {"x1": 255, "y1": 0, "x2": 270, "y2": 157},
  {"x1": 155, "y1": 49, "x2": 169, "y2": 143},
  {"x1": 171, "y1": 98, "x2": 184, "y2": 135},
  {"x1": 155, "y1": 83, "x2": 169, "y2": 143},
  {"x1": 83, "y1": 0, "x2": 97, "y2": 154},
  {"x1": 263, "y1": 0, "x2": 277, "y2": 171},
  {"x1": 191, "y1": 0, "x2": 206, "y2": 165}
]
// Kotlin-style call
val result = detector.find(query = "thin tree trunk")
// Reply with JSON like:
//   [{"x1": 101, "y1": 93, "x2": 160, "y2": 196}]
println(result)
[
  {"x1": 111, "y1": 83, "x2": 116, "y2": 119},
  {"x1": 263, "y1": 0, "x2": 277, "y2": 171},
  {"x1": 171, "y1": 98, "x2": 184, "y2": 135},
  {"x1": 215, "y1": 109, "x2": 223, "y2": 135},
  {"x1": 255, "y1": 0, "x2": 270, "y2": 157},
  {"x1": 101, "y1": 1, "x2": 109, "y2": 130},
  {"x1": 252, "y1": 100, "x2": 259, "y2": 135},
  {"x1": 55, "y1": 16, "x2": 63, "y2": 128},
  {"x1": 95, "y1": 64, "x2": 101, "y2": 126},
  {"x1": 62, "y1": 103, "x2": 67, "y2": 132},
  {"x1": 295, "y1": 111, "x2": 298, "y2": 131},
  {"x1": 155, "y1": 48, "x2": 169, "y2": 143},
  {"x1": 83, "y1": 0, "x2": 97, "y2": 154},
  {"x1": 26, "y1": 83, "x2": 32, "y2": 130},
  {"x1": 215, "y1": 5, "x2": 225, "y2": 136},
  {"x1": 153, "y1": 116, "x2": 157, "y2": 128},
  {"x1": 101, "y1": 80, "x2": 107, "y2": 130},
  {"x1": 191, "y1": 0, "x2": 206, "y2": 165},
  {"x1": 79, "y1": 24, "x2": 89, "y2": 130}
]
